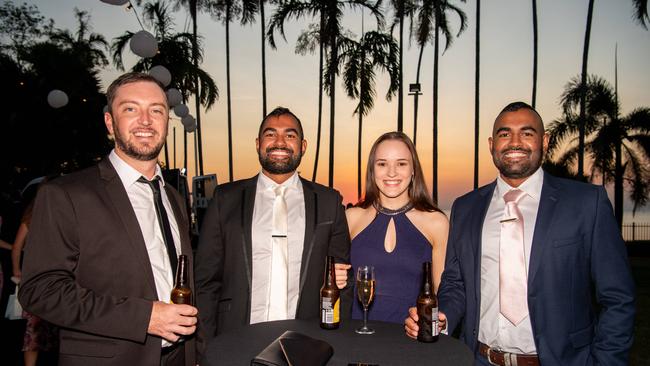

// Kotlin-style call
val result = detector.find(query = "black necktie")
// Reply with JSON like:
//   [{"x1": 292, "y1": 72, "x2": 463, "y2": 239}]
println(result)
[{"x1": 138, "y1": 176, "x2": 178, "y2": 277}]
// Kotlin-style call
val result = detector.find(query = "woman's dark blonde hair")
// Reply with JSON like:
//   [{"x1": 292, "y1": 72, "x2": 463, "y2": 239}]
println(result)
[{"x1": 358, "y1": 131, "x2": 441, "y2": 213}]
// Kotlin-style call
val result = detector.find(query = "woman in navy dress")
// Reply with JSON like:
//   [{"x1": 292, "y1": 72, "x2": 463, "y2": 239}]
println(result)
[{"x1": 346, "y1": 132, "x2": 448, "y2": 324}]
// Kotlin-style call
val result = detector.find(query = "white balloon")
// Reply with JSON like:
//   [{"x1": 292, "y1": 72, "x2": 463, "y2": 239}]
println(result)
[
  {"x1": 47, "y1": 89, "x2": 68, "y2": 108},
  {"x1": 181, "y1": 115, "x2": 195, "y2": 127},
  {"x1": 149, "y1": 65, "x2": 171, "y2": 87},
  {"x1": 166, "y1": 88, "x2": 182, "y2": 107},
  {"x1": 174, "y1": 104, "x2": 189, "y2": 118},
  {"x1": 100, "y1": 0, "x2": 130, "y2": 5},
  {"x1": 129, "y1": 30, "x2": 157, "y2": 58}
]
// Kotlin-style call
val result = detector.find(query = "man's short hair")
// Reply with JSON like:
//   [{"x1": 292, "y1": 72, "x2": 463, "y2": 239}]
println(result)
[
  {"x1": 105, "y1": 72, "x2": 166, "y2": 113},
  {"x1": 258, "y1": 107, "x2": 304, "y2": 140},
  {"x1": 498, "y1": 101, "x2": 544, "y2": 125}
]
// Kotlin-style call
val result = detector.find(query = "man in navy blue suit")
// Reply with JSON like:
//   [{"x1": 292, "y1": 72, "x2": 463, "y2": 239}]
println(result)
[{"x1": 406, "y1": 102, "x2": 635, "y2": 365}]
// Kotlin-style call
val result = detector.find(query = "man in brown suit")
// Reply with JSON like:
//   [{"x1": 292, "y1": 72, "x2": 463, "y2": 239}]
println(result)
[{"x1": 18, "y1": 72, "x2": 197, "y2": 366}]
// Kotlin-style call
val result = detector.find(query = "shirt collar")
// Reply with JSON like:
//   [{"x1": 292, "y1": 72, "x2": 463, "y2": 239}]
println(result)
[
  {"x1": 257, "y1": 170, "x2": 301, "y2": 192},
  {"x1": 108, "y1": 149, "x2": 165, "y2": 189},
  {"x1": 496, "y1": 167, "x2": 544, "y2": 202}
]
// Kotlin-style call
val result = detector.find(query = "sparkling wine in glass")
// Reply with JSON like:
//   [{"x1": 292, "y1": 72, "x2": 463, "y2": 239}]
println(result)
[{"x1": 355, "y1": 265, "x2": 375, "y2": 335}]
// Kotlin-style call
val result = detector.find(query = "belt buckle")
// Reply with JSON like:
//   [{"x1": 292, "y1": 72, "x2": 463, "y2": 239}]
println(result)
[
  {"x1": 486, "y1": 347, "x2": 498, "y2": 366},
  {"x1": 486, "y1": 347, "x2": 518, "y2": 366}
]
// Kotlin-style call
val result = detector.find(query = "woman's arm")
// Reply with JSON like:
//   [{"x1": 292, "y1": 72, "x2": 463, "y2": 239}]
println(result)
[{"x1": 11, "y1": 222, "x2": 29, "y2": 277}]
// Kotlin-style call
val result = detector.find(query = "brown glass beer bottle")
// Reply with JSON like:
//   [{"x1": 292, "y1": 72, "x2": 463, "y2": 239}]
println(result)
[
  {"x1": 171, "y1": 254, "x2": 192, "y2": 305},
  {"x1": 320, "y1": 255, "x2": 340, "y2": 329},
  {"x1": 417, "y1": 261, "x2": 439, "y2": 343}
]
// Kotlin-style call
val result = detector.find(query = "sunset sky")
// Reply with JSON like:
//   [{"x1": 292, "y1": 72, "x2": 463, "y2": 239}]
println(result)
[{"x1": 24, "y1": 0, "x2": 650, "y2": 218}]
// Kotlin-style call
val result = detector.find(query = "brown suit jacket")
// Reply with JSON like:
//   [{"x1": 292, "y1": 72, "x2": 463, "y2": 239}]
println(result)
[{"x1": 18, "y1": 158, "x2": 196, "y2": 366}]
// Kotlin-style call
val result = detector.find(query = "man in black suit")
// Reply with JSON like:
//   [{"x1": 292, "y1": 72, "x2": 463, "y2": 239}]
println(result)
[
  {"x1": 19, "y1": 72, "x2": 197, "y2": 366},
  {"x1": 195, "y1": 107, "x2": 352, "y2": 346}
]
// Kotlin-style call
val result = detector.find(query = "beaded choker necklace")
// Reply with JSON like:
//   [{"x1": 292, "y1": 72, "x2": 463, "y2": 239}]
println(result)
[{"x1": 373, "y1": 201, "x2": 414, "y2": 216}]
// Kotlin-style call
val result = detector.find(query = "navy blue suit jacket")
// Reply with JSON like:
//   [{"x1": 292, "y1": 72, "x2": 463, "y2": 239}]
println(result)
[{"x1": 438, "y1": 172, "x2": 635, "y2": 365}]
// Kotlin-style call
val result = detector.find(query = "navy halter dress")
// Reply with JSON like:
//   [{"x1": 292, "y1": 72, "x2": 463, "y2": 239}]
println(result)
[{"x1": 350, "y1": 210, "x2": 432, "y2": 324}]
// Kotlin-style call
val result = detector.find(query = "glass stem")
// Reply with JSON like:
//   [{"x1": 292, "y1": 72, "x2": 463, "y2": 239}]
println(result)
[{"x1": 363, "y1": 307, "x2": 368, "y2": 327}]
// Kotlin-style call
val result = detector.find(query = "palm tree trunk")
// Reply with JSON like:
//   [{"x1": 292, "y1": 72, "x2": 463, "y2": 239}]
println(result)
[
  {"x1": 191, "y1": 0, "x2": 204, "y2": 175},
  {"x1": 473, "y1": 0, "x2": 481, "y2": 190},
  {"x1": 312, "y1": 12, "x2": 325, "y2": 182},
  {"x1": 328, "y1": 28, "x2": 337, "y2": 188},
  {"x1": 226, "y1": 7, "x2": 234, "y2": 182},
  {"x1": 531, "y1": 0, "x2": 538, "y2": 108},
  {"x1": 397, "y1": 14, "x2": 404, "y2": 132},
  {"x1": 578, "y1": 0, "x2": 595, "y2": 180},
  {"x1": 432, "y1": 25, "x2": 439, "y2": 204},
  {"x1": 413, "y1": 44, "x2": 424, "y2": 147},
  {"x1": 260, "y1": 0, "x2": 267, "y2": 117},
  {"x1": 358, "y1": 108, "x2": 363, "y2": 201},
  {"x1": 614, "y1": 136, "x2": 623, "y2": 228}
]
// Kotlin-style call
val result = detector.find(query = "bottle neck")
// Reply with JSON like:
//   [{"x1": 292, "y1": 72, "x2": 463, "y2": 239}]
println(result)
[
  {"x1": 324, "y1": 256, "x2": 335, "y2": 287},
  {"x1": 175, "y1": 256, "x2": 188, "y2": 287}
]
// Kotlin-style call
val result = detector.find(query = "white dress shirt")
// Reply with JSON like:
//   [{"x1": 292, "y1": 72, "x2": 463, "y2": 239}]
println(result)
[
  {"x1": 250, "y1": 171, "x2": 305, "y2": 324},
  {"x1": 109, "y1": 151, "x2": 182, "y2": 346},
  {"x1": 478, "y1": 167, "x2": 544, "y2": 354}
]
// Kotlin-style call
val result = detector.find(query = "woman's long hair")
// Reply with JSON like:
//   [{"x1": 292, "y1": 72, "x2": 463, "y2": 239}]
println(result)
[{"x1": 358, "y1": 132, "x2": 441, "y2": 213}]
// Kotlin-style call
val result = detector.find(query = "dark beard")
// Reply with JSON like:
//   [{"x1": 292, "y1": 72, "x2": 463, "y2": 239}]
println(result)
[
  {"x1": 114, "y1": 125, "x2": 164, "y2": 161},
  {"x1": 258, "y1": 147, "x2": 302, "y2": 174},
  {"x1": 492, "y1": 147, "x2": 541, "y2": 179}
]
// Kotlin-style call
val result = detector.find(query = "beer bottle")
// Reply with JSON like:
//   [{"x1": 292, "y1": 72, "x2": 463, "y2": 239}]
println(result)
[
  {"x1": 320, "y1": 255, "x2": 340, "y2": 329},
  {"x1": 417, "y1": 261, "x2": 439, "y2": 343},
  {"x1": 171, "y1": 254, "x2": 192, "y2": 305}
]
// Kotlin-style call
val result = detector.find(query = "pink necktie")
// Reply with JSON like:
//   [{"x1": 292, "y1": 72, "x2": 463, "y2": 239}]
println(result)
[{"x1": 500, "y1": 188, "x2": 528, "y2": 325}]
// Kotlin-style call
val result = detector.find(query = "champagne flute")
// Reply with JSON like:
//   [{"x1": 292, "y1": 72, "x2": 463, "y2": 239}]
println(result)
[{"x1": 355, "y1": 265, "x2": 375, "y2": 334}]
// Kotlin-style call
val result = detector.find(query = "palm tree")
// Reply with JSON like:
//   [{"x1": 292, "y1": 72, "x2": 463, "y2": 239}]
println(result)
[
  {"x1": 339, "y1": 30, "x2": 399, "y2": 199},
  {"x1": 171, "y1": 0, "x2": 215, "y2": 175},
  {"x1": 411, "y1": 0, "x2": 467, "y2": 145},
  {"x1": 631, "y1": 0, "x2": 649, "y2": 28},
  {"x1": 50, "y1": 9, "x2": 109, "y2": 70},
  {"x1": 294, "y1": 21, "x2": 326, "y2": 181},
  {"x1": 546, "y1": 75, "x2": 650, "y2": 227},
  {"x1": 473, "y1": 0, "x2": 480, "y2": 189},
  {"x1": 390, "y1": 0, "x2": 417, "y2": 132},
  {"x1": 531, "y1": 0, "x2": 538, "y2": 108},
  {"x1": 205, "y1": 0, "x2": 257, "y2": 182},
  {"x1": 412, "y1": 0, "x2": 466, "y2": 202},
  {"x1": 268, "y1": 0, "x2": 384, "y2": 188},
  {"x1": 577, "y1": 0, "x2": 595, "y2": 180},
  {"x1": 112, "y1": 1, "x2": 218, "y2": 167}
]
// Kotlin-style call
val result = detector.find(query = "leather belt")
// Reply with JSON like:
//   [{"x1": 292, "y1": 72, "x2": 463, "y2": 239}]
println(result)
[{"x1": 478, "y1": 342, "x2": 539, "y2": 366}]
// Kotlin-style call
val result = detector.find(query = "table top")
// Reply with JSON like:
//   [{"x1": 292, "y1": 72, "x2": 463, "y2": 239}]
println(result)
[{"x1": 202, "y1": 318, "x2": 474, "y2": 366}]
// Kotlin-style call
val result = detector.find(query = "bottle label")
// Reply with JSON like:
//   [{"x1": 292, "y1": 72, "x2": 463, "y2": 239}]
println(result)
[
  {"x1": 321, "y1": 297, "x2": 340, "y2": 324},
  {"x1": 431, "y1": 307, "x2": 439, "y2": 336}
]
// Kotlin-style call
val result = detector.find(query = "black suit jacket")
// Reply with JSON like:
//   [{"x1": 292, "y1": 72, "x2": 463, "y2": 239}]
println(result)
[
  {"x1": 195, "y1": 175, "x2": 352, "y2": 344},
  {"x1": 438, "y1": 172, "x2": 635, "y2": 365},
  {"x1": 18, "y1": 158, "x2": 196, "y2": 366}
]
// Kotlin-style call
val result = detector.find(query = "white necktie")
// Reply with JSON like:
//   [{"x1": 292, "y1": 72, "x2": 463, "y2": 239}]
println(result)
[
  {"x1": 499, "y1": 188, "x2": 528, "y2": 325},
  {"x1": 268, "y1": 185, "x2": 288, "y2": 320}
]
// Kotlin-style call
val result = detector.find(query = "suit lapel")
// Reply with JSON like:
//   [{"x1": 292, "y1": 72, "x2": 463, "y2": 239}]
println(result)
[
  {"x1": 299, "y1": 178, "x2": 316, "y2": 295},
  {"x1": 242, "y1": 179, "x2": 257, "y2": 291},
  {"x1": 472, "y1": 182, "x2": 496, "y2": 306},
  {"x1": 528, "y1": 172, "x2": 560, "y2": 285},
  {"x1": 164, "y1": 186, "x2": 191, "y2": 256},
  {"x1": 98, "y1": 159, "x2": 157, "y2": 297}
]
